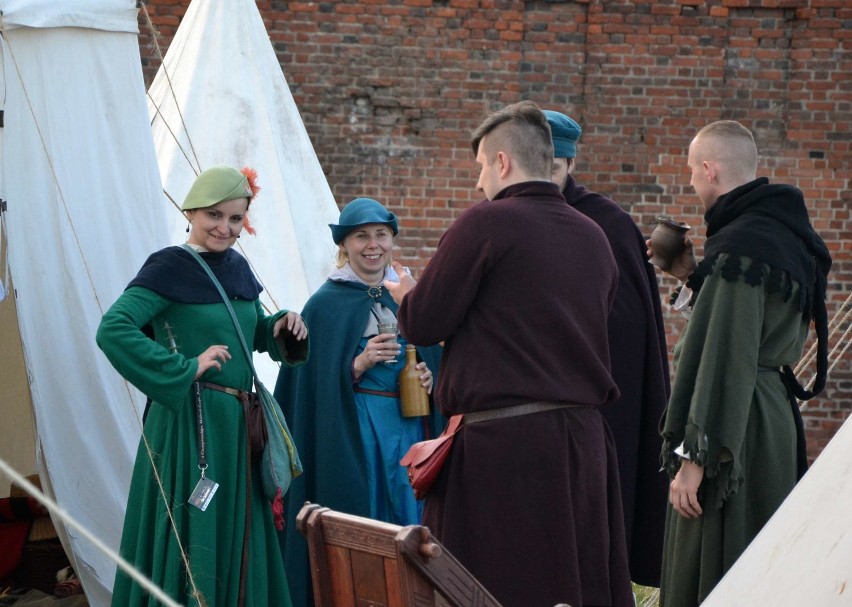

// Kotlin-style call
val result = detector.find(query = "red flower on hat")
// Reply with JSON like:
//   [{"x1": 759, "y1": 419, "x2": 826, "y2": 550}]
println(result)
[{"x1": 240, "y1": 167, "x2": 260, "y2": 235}]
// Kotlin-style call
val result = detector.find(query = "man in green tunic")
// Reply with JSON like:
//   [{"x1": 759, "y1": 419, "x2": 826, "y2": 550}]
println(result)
[{"x1": 652, "y1": 121, "x2": 831, "y2": 606}]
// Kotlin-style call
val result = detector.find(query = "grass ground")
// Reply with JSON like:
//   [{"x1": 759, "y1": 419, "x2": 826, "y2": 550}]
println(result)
[{"x1": 634, "y1": 583, "x2": 661, "y2": 607}]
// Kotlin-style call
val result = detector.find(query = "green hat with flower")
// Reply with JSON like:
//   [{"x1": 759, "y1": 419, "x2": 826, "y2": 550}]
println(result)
[{"x1": 181, "y1": 166, "x2": 257, "y2": 211}]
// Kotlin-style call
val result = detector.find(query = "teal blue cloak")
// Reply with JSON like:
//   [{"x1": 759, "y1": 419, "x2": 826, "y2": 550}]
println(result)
[{"x1": 273, "y1": 279, "x2": 443, "y2": 607}]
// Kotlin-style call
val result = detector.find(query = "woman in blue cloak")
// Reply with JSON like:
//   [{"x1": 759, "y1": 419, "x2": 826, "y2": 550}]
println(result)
[{"x1": 273, "y1": 197, "x2": 443, "y2": 607}]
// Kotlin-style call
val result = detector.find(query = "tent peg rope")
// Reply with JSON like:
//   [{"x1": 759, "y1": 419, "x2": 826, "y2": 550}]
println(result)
[{"x1": 0, "y1": 457, "x2": 183, "y2": 607}]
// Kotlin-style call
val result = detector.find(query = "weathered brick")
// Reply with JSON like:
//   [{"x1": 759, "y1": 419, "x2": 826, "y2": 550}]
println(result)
[{"x1": 140, "y1": 0, "x2": 851, "y2": 460}]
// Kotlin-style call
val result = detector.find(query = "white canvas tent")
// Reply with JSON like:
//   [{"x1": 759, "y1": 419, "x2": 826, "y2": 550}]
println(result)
[
  {"x1": 0, "y1": 2, "x2": 169, "y2": 604},
  {"x1": 0, "y1": 128, "x2": 36, "y2": 501},
  {"x1": 703, "y1": 412, "x2": 852, "y2": 606},
  {"x1": 147, "y1": 0, "x2": 339, "y2": 386},
  {"x1": 1, "y1": 0, "x2": 338, "y2": 603}
]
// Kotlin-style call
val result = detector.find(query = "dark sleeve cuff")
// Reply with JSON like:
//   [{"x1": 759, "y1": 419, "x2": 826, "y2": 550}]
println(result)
[{"x1": 274, "y1": 331, "x2": 309, "y2": 364}]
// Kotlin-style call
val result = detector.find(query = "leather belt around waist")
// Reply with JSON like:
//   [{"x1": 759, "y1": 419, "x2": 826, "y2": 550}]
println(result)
[
  {"x1": 465, "y1": 401, "x2": 587, "y2": 425},
  {"x1": 199, "y1": 381, "x2": 252, "y2": 403},
  {"x1": 353, "y1": 386, "x2": 400, "y2": 398}
]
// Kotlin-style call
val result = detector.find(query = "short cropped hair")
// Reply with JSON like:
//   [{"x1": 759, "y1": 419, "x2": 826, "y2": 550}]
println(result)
[
  {"x1": 470, "y1": 101, "x2": 554, "y2": 178},
  {"x1": 694, "y1": 120, "x2": 759, "y2": 179}
]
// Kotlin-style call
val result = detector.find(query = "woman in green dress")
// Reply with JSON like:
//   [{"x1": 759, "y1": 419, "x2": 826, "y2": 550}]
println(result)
[{"x1": 97, "y1": 166, "x2": 307, "y2": 607}]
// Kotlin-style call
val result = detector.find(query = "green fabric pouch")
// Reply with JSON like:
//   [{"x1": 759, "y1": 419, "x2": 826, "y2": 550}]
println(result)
[{"x1": 256, "y1": 380, "x2": 303, "y2": 504}]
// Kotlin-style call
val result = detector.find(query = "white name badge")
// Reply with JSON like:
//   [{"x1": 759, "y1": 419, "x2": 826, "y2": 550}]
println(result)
[{"x1": 189, "y1": 477, "x2": 219, "y2": 511}]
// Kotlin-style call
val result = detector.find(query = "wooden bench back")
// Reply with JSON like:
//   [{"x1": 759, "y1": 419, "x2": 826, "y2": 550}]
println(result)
[{"x1": 296, "y1": 502, "x2": 502, "y2": 607}]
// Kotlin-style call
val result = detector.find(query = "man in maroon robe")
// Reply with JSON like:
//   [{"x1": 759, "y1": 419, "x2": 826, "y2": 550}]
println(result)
[
  {"x1": 386, "y1": 101, "x2": 633, "y2": 607},
  {"x1": 545, "y1": 109, "x2": 671, "y2": 587}
]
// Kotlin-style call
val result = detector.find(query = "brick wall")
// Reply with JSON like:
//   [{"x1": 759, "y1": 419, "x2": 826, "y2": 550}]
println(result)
[{"x1": 138, "y1": 0, "x2": 851, "y2": 460}]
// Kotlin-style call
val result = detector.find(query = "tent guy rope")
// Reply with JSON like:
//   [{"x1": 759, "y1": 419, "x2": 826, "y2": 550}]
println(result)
[
  {"x1": 796, "y1": 290, "x2": 851, "y2": 376},
  {"x1": 797, "y1": 290, "x2": 852, "y2": 410},
  {"x1": 0, "y1": 457, "x2": 183, "y2": 607},
  {"x1": 141, "y1": 4, "x2": 201, "y2": 175}
]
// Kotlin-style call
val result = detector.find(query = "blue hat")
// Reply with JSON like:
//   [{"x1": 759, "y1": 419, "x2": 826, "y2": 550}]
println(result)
[
  {"x1": 543, "y1": 110, "x2": 582, "y2": 159},
  {"x1": 329, "y1": 198, "x2": 399, "y2": 244}
]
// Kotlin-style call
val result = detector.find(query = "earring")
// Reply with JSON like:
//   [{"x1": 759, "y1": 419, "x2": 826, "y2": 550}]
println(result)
[{"x1": 185, "y1": 223, "x2": 190, "y2": 233}]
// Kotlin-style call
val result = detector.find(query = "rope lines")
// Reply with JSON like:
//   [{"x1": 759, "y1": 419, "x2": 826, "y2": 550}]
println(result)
[
  {"x1": 141, "y1": 5, "x2": 201, "y2": 175},
  {"x1": 0, "y1": 29, "x2": 103, "y2": 316},
  {"x1": 0, "y1": 457, "x2": 183, "y2": 607},
  {"x1": 799, "y1": 290, "x2": 852, "y2": 411}
]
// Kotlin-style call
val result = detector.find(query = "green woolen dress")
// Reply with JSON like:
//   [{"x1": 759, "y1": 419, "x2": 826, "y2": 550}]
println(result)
[
  {"x1": 97, "y1": 281, "x2": 300, "y2": 607},
  {"x1": 660, "y1": 256, "x2": 809, "y2": 606}
]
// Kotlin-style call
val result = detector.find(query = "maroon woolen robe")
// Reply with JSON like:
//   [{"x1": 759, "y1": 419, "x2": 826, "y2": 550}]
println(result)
[{"x1": 399, "y1": 181, "x2": 633, "y2": 607}]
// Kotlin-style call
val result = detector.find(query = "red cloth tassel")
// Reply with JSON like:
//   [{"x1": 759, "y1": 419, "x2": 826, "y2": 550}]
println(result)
[{"x1": 272, "y1": 488, "x2": 284, "y2": 531}]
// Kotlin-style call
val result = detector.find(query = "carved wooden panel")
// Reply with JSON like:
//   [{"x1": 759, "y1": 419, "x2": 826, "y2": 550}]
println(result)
[{"x1": 297, "y1": 503, "x2": 503, "y2": 607}]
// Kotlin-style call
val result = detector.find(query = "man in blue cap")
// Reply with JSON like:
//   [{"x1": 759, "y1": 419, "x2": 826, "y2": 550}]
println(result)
[{"x1": 544, "y1": 109, "x2": 672, "y2": 588}]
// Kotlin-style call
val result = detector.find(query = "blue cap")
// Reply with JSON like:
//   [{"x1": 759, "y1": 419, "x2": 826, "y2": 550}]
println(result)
[
  {"x1": 329, "y1": 198, "x2": 399, "y2": 244},
  {"x1": 543, "y1": 110, "x2": 582, "y2": 159}
]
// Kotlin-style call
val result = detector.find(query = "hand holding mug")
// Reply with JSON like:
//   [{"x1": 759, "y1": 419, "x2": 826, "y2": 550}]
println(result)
[
  {"x1": 376, "y1": 321, "x2": 401, "y2": 365},
  {"x1": 353, "y1": 333, "x2": 402, "y2": 378}
]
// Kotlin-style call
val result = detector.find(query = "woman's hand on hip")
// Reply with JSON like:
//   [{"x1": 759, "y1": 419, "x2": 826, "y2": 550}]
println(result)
[{"x1": 195, "y1": 345, "x2": 231, "y2": 379}]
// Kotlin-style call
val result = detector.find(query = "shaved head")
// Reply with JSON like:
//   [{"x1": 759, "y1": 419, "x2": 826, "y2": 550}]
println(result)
[
  {"x1": 471, "y1": 100, "x2": 553, "y2": 180},
  {"x1": 691, "y1": 120, "x2": 758, "y2": 183}
]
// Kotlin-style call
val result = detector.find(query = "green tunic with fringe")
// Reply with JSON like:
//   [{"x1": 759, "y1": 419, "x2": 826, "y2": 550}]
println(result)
[
  {"x1": 660, "y1": 255, "x2": 808, "y2": 606},
  {"x1": 97, "y1": 285, "x2": 303, "y2": 607}
]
